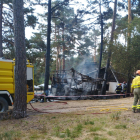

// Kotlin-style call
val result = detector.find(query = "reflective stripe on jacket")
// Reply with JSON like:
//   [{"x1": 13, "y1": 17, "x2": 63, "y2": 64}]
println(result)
[{"x1": 116, "y1": 86, "x2": 122, "y2": 91}]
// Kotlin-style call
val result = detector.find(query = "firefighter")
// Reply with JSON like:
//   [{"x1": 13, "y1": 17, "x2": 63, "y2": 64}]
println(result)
[
  {"x1": 131, "y1": 70, "x2": 140, "y2": 113},
  {"x1": 115, "y1": 83, "x2": 122, "y2": 98},
  {"x1": 115, "y1": 83, "x2": 122, "y2": 94},
  {"x1": 122, "y1": 81, "x2": 127, "y2": 97}
]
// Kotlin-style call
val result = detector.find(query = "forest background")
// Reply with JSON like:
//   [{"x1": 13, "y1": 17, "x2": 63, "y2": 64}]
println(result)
[{"x1": 1, "y1": 0, "x2": 140, "y2": 86}]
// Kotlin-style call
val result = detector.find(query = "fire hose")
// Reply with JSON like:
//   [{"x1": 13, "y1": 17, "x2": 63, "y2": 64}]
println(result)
[
  {"x1": 86, "y1": 104, "x2": 131, "y2": 112},
  {"x1": 28, "y1": 101, "x2": 67, "y2": 114}
]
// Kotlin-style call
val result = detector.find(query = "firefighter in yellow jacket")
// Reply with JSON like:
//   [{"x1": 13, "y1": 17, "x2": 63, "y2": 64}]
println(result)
[{"x1": 131, "y1": 70, "x2": 140, "y2": 113}]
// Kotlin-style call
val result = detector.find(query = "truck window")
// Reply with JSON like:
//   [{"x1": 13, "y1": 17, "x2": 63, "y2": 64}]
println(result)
[
  {"x1": 27, "y1": 79, "x2": 33, "y2": 92},
  {"x1": 27, "y1": 67, "x2": 33, "y2": 92}
]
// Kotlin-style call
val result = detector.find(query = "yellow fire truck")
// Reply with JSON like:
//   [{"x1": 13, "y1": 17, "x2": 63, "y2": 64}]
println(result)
[{"x1": 0, "y1": 58, "x2": 34, "y2": 112}]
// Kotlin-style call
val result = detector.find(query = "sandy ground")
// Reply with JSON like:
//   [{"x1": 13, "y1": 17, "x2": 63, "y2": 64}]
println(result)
[{"x1": 25, "y1": 97, "x2": 134, "y2": 116}]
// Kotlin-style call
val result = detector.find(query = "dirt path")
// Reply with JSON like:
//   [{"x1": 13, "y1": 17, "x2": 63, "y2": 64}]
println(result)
[{"x1": 26, "y1": 97, "x2": 134, "y2": 115}]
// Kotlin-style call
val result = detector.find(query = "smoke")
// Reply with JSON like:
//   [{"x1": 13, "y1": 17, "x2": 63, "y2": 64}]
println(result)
[
  {"x1": 51, "y1": 55, "x2": 100, "y2": 98},
  {"x1": 75, "y1": 55, "x2": 98, "y2": 78}
]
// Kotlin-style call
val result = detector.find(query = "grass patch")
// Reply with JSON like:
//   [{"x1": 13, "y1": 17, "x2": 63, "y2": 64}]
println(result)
[
  {"x1": 89, "y1": 126, "x2": 102, "y2": 132},
  {"x1": 70, "y1": 124, "x2": 83, "y2": 138},
  {"x1": 51, "y1": 116, "x2": 56, "y2": 119},
  {"x1": 0, "y1": 99, "x2": 138, "y2": 140},
  {"x1": 90, "y1": 132, "x2": 100, "y2": 137},
  {"x1": 110, "y1": 111, "x2": 121, "y2": 120},
  {"x1": 14, "y1": 123, "x2": 19, "y2": 127},
  {"x1": 65, "y1": 128, "x2": 71, "y2": 137},
  {"x1": 130, "y1": 135, "x2": 140, "y2": 140},
  {"x1": 115, "y1": 124, "x2": 127, "y2": 129},
  {"x1": 94, "y1": 136, "x2": 107, "y2": 140},
  {"x1": 84, "y1": 120, "x2": 94, "y2": 125},
  {"x1": 46, "y1": 137, "x2": 53, "y2": 140},
  {"x1": 59, "y1": 133, "x2": 66, "y2": 138},
  {"x1": 84, "y1": 138, "x2": 91, "y2": 140},
  {"x1": 40, "y1": 125, "x2": 47, "y2": 134},
  {"x1": 65, "y1": 123, "x2": 83, "y2": 138},
  {"x1": 107, "y1": 131, "x2": 115, "y2": 136},
  {"x1": 75, "y1": 124, "x2": 83, "y2": 133},
  {"x1": 0, "y1": 130, "x2": 21, "y2": 140},
  {"x1": 53, "y1": 126, "x2": 60, "y2": 137},
  {"x1": 29, "y1": 133, "x2": 40, "y2": 140}
]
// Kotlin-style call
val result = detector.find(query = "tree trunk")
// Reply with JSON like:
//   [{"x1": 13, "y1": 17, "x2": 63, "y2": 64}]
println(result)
[
  {"x1": 94, "y1": 34, "x2": 97, "y2": 62},
  {"x1": 55, "y1": 23, "x2": 58, "y2": 71},
  {"x1": 128, "y1": 0, "x2": 132, "y2": 36},
  {"x1": 56, "y1": 46, "x2": 59, "y2": 71},
  {"x1": 13, "y1": 0, "x2": 27, "y2": 119},
  {"x1": 101, "y1": 0, "x2": 117, "y2": 95},
  {"x1": 94, "y1": 47, "x2": 96, "y2": 62},
  {"x1": 62, "y1": 26, "x2": 65, "y2": 70},
  {"x1": 127, "y1": 0, "x2": 132, "y2": 93},
  {"x1": 0, "y1": 0, "x2": 3, "y2": 57},
  {"x1": 59, "y1": 47, "x2": 61, "y2": 72},
  {"x1": 98, "y1": 1, "x2": 103, "y2": 78},
  {"x1": 44, "y1": 0, "x2": 51, "y2": 95},
  {"x1": 56, "y1": 28, "x2": 59, "y2": 71}
]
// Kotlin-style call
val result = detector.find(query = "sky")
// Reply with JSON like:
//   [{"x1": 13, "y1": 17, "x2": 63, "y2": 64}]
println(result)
[
  {"x1": 25, "y1": 0, "x2": 127, "y2": 38},
  {"x1": 25, "y1": 0, "x2": 127, "y2": 50},
  {"x1": 25, "y1": 0, "x2": 89, "y2": 39},
  {"x1": 25, "y1": 4, "x2": 46, "y2": 39}
]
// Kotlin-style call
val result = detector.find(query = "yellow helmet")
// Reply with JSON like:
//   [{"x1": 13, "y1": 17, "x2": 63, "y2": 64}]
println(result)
[{"x1": 136, "y1": 70, "x2": 140, "y2": 75}]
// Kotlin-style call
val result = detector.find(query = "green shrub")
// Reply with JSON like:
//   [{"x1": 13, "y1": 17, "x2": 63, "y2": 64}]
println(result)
[
  {"x1": 111, "y1": 111, "x2": 121, "y2": 120},
  {"x1": 115, "y1": 124, "x2": 127, "y2": 129},
  {"x1": 90, "y1": 126, "x2": 102, "y2": 132},
  {"x1": 84, "y1": 120, "x2": 94, "y2": 125},
  {"x1": 0, "y1": 130, "x2": 21, "y2": 140},
  {"x1": 53, "y1": 126, "x2": 60, "y2": 137},
  {"x1": 94, "y1": 136, "x2": 107, "y2": 140},
  {"x1": 70, "y1": 124, "x2": 83, "y2": 138},
  {"x1": 65, "y1": 128, "x2": 71, "y2": 137}
]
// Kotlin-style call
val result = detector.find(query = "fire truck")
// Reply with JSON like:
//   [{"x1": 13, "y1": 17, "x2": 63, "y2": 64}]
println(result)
[{"x1": 0, "y1": 58, "x2": 34, "y2": 112}]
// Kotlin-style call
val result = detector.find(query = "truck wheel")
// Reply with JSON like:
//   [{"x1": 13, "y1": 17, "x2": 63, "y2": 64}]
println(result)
[{"x1": 0, "y1": 97, "x2": 8, "y2": 112}]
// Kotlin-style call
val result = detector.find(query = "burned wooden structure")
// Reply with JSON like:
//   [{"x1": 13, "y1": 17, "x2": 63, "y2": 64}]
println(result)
[
  {"x1": 51, "y1": 68, "x2": 105, "y2": 97},
  {"x1": 34, "y1": 66, "x2": 132, "y2": 102},
  {"x1": 34, "y1": 67, "x2": 131, "y2": 102}
]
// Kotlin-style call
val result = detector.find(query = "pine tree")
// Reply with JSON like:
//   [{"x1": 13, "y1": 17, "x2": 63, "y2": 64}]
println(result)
[
  {"x1": 2, "y1": 0, "x2": 38, "y2": 59},
  {"x1": 13, "y1": 0, "x2": 27, "y2": 119}
]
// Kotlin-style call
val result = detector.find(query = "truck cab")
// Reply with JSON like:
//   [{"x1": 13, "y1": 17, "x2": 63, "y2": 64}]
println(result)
[{"x1": 0, "y1": 58, "x2": 34, "y2": 112}]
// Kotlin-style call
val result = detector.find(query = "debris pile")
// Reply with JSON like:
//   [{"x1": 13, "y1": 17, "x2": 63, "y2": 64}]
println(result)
[{"x1": 51, "y1": 68, "x2": 105, "y2": 97}]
